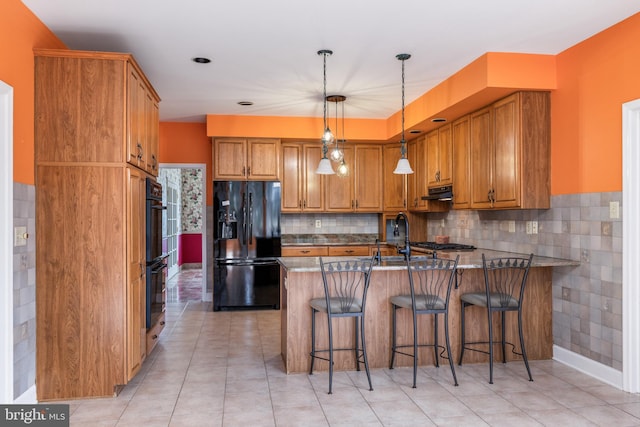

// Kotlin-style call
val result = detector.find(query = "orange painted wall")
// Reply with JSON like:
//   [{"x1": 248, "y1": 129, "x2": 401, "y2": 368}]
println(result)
[
  {"x1": 1, "y1": 0, "x2": 66, "y2": 185},
  {"x1": 158, "y1": 122, "x2": 213, "y2": 205},
  {"x1": 551, "y1": 12, "x2": 640, "y2": 194}
]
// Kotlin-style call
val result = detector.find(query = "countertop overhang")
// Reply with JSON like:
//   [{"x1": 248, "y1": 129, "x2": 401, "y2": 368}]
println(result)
[{"x1": 278, "y1": 249, "x2": 580, "y2": 272}]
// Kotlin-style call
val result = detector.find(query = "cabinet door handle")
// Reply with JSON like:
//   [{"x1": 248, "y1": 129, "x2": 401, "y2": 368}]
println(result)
[
  {"x1": 247, "y1": 166, "x2": 251, "y2": 176},
  {"x1": 242, "y1": 166, "x2": 246, "y2": 176},
  {"x1": 151, "y1": 154, "x2": 157, "y2": 170},
  {"x1": 303, "y1": 200, "x2": 306, "y2": 208},
  {"x1": 136, "y1": 143, "x2": 143, "y2": 160},
  {"x1": 435, "y1": 171, "x2": 440, "y2": 182},
  {"x1": 301, "y1": 250, "x2": 310, "y2": 254},
  {"x1": 345, "y1": 249, "x2": 354, "y2": 254},
  {"x1": 152, "y1": 334, "x2": 158, "y2": 340}
]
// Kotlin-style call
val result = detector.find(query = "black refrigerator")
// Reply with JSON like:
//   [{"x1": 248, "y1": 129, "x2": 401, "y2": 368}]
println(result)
[{"x1": 213, "y1": 181, "x2": 281, "y2": 311}]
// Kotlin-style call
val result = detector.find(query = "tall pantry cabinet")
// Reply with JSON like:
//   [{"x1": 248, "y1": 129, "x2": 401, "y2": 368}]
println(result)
[{"x1": 34, "y1": 49, "x2": 160, "y2": 400}]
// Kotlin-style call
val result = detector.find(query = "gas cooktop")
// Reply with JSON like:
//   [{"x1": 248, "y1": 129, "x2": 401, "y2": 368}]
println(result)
[{"x1": 411, "y1": 241, "x2": 476, "y2": 251}]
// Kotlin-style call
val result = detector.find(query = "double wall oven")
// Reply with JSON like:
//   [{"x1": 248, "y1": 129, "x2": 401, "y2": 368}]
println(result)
[{"x1": 145, "y1": 178, "x2": 167, "y2": 328}]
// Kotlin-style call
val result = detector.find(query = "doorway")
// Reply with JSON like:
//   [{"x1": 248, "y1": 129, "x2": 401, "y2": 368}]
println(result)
[
  {"x1": 158, "y1": 163, "x2": 209, "y2": 301},
  {"x1": 1, "y1": 81, "x2": 14, "y2": 403},
  {"x1": 622, "y1": 98, "x2": 640, "y2": 393}
]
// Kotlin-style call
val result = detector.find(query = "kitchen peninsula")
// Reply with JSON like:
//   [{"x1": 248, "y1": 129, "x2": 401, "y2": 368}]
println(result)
[{"x1": 278, "y1": 250, "x2": 578, "y2": 374}]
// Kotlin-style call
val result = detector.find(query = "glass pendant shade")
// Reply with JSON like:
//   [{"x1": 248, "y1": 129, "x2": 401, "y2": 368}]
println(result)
[
  {"x1": 329, "y1": 145, "x2": 343, "y2": 162},
  {"x1": 393, "y1": 157, "x2": 414, "y2": 174},
  {"x1": 322, "y1": 127, "x2": 335, "y2": 144},
  {"x1": 316, "y1": 157, "x2": 335, "y2": 174},
  {"x1": 336, "y1": 160, "x2": 349, "y2": 177}
]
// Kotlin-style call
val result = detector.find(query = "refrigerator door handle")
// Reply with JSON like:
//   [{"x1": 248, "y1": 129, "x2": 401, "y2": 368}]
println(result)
[
  {"x1": 241, "y1": 190, "x2": 247, "y2": 245},
  {"x1": 248, "y1": 191, "x2": 253, "y2": 244},
  {"x1": 216, "y1": 258, "x2": 278, "y2": 266}
]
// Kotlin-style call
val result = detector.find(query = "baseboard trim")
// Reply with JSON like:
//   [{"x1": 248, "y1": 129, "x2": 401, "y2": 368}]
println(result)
[
  {"x1": 553, "y1": 345, "x2": 623, "y2": 389},
  {"x1": 14, "y1": 385, "x2": 37, "y2": 403}
]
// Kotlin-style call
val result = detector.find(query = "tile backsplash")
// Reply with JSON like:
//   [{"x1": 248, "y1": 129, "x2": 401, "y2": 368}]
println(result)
[
  {"x1": 426, "y1": 192, "x2": 623, "y2": 370},
  {"x1": 282, "y1": 213, "x2": 378, "y2": 235},
  {"x1": 13, "y1": 182, "x2": 36, "y2": 399}
]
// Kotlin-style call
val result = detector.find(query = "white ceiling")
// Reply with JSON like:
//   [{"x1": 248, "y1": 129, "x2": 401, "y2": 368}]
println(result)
[{"x1": 22, "y1": 0, "x2": 640, "y2": 123}]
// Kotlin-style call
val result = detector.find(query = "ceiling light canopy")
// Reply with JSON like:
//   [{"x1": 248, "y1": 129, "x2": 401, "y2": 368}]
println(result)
[{"x1": 393, "y1": 53, "x2": 414, "y2": 175}]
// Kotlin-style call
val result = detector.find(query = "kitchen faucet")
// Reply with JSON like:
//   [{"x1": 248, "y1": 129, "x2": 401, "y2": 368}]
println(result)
[{"x1": 394, "y1": 212, "x2": 411, "y2": 261}]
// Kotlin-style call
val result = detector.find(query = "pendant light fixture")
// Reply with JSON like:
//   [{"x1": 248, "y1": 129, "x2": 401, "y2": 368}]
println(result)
[
  {"x1": 335, "y1": 96, "x2": 349, "y2": 177},
  {"x1": 328, "y1": 94, "x2": 346, "y2": 163},
  {"x1": 316, "y1": 49, "x2": 335, "y2": 175},
  {"x1": 393, "y1": 53, "x2": 414, "y2": 174}
]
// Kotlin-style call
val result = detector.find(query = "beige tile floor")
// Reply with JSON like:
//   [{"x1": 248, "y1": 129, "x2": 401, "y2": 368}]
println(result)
[{"x1": 56, "y1": 276, "x2": 640, "y2": 426}]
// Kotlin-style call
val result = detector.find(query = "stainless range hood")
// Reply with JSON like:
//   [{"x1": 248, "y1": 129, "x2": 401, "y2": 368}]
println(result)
[{"x1": 421, "y1": 184, "x2": 453, "y2": 201}]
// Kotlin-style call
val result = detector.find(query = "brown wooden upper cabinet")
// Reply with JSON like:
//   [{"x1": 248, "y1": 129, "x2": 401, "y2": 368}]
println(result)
[
  {"x1": 469, "y1": 91, "x2": 550, "y2": 209},
  {"x1": 383, "y1": 143, "x2": 407, "y2": 212},
  {"x1": 451, "y1": 115, "x2": 472, "y2": 209},
  {"x1": 426, "y1": 123, "x2": 453, "y2": 188},
  {"x1": 34, "y1": 49, "x2": 160, "y2": 177},
  {"x1": 352, "y1": 144, "x2": 383, "y2": 212},
  {"x1": 281, "y1": 142, "x2": 324, "y2": 212},
  {"x1": 325, "y1": 146, "x2": 355, "y2": 212},
  {"x1": 213, "y1": 138, "x2": 280, "y2": 180},
  {"x1": 405, "y1": 136, "x2": 448, "y2": 213}
]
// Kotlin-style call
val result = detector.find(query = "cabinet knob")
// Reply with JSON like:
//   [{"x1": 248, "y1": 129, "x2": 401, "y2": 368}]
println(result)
[{"x1": 152, "y1": 334, "x2": 158, "y2": 340}]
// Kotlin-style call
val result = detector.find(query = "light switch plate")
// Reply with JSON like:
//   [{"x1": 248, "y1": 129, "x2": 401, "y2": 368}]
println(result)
[
  {"x1": 609, "y1": 201, "x2": 620, "y2": 219},
  {"x1": 14, "y1": 226, "x2": 27, "y2": 247}
]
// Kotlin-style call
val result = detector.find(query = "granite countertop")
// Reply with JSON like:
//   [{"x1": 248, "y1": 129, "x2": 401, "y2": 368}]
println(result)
[
  {"x1": 278, "y1": 248, "x2": 580, "y2": 272},
  {"x1": 282, "y1": 233, "x2": 380, "y2": 246}
]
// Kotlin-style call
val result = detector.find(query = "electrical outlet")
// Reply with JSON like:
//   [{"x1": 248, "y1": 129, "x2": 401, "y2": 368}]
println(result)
[
  {"x1": 508, "y1": 221, "x2": 516, "y2": 233},
  {"x1": 315, "y1": 220, "x2": 321, "y2": 228},
  {"x1": 14, "y1": 226, "x2": 27, "y2": 247},
  {"x1": 609, "y1": 201, "x2": 620, "y2": 219},
  {"x1": 526, "y1": 221, "x2": 538, "y2": 234}
]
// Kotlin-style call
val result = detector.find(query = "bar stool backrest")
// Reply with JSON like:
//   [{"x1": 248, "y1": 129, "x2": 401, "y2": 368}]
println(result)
[
  {"x1": 482, "y1": 254, "x2": 534, "y2": 309},
  {"x1": 319, "y1": 257, "x2": 374, "y2": 317},
  {"x1": 407, "y1": 257, "x2": 459, "y2": 311}
]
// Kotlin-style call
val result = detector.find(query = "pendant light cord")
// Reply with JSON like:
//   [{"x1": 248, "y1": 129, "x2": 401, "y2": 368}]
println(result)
[{"x1": 401, "y1": 57, "x2": 406, "y2": 153}]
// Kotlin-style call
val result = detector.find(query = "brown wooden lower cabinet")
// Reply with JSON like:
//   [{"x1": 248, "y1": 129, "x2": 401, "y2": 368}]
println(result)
[
  {"x1": 280, "y1": 265, "x2": 552, "y2": 374},
  {"x1": 281, "y1": 246, "x2": 329, "y2": 257}
]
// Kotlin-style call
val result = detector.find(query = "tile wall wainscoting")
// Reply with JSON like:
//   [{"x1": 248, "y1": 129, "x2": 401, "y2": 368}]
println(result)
[
  {"x1": 426, "y1": 192, "x2": 623, "y2": 371},
  {"x1": 12, "y1": 182, "x2": 36, "y2": 400},
  {"x1": 281, "y1": 213, "x2": 379, "y2": 235}
]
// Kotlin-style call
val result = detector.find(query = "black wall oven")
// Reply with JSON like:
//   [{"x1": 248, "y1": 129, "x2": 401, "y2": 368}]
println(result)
[{"x1": 146, "y1": 178, "x2": 167, "y2": 328}]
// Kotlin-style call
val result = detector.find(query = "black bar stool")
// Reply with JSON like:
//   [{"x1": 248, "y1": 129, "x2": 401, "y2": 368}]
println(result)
[
  {"x1": 309, "y1": 257, "x2": 375, "y2": 394},
  {"x1": 390, "y1": 256, "x2": 460, "y2": 388},
  {"x1": 458, "y1": 253, "x2": 534, "y2": 384}
]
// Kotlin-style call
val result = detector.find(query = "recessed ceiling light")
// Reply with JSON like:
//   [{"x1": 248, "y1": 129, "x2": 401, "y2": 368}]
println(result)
[
  {"x1": 192, "y1": 57, "x2": 211, "y2": 64},
  {"x1": 431, "y1": 117, "x2": 447, "y2": 123},
  {"x1": 409, "y1": 130, "x2": 422, "y2": 134},
  {"x1": 237, "y1": 101, "x2": 254, "y2": 106}
]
